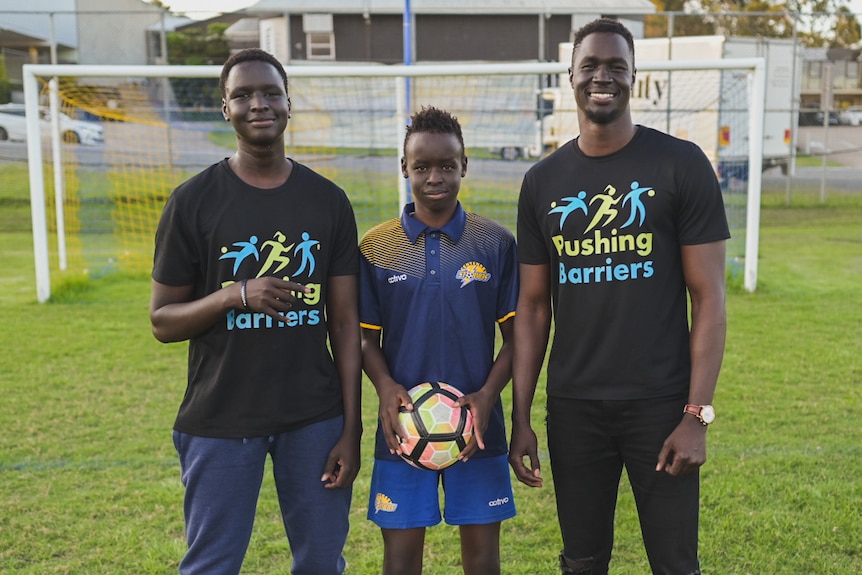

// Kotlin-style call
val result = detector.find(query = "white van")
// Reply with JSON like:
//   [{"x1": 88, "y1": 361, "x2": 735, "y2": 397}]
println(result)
[{"x1": 838, "y1": 106, "x2": 862, "y2": 126}]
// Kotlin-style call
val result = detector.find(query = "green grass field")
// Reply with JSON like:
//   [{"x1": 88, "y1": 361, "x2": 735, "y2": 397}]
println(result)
[{"x1": 1, "y1": 163, "x2": 860, "y2": 573}]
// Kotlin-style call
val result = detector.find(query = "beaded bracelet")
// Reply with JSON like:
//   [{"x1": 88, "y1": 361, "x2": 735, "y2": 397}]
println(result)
[{"x1": 240, "y1": 279, "x2": 249, "y2": 310}]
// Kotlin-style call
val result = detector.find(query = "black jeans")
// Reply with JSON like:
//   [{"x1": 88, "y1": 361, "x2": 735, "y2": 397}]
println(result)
[{"x1": 546, "y1": 395, "x2": 701, "y2": 575}]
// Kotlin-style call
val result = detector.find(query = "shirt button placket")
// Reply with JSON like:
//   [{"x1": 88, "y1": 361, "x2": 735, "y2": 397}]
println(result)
[{"x1": 427, "y1": 231, "x2": 441, "y2": 285}]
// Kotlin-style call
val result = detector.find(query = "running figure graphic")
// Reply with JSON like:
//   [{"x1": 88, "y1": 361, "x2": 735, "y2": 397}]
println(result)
[
  {"x1": 585, "y1": 185, "x2": 621, "y2": 233},
  {"x1": 220, "y1": 235, "x2": 259, "y2": 275},
  {"x1": 293, "y1": 232, "x2": 320, "y2": 277},
  {"x1": 548, "y1": 191, "x2": 589, "y2": 230},
  {"x1": 256, "y1": 231, "x2": 294, "y2": 278},
  {"x1": 620, "y1": 181, "x2": 656, "y2": 228}
]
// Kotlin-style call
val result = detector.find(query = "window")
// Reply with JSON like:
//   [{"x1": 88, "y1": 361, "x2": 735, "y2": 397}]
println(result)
[
  {"x1": 303, "y1": 14, "x2": 335, "y2": 60},
  {"x1": 809, "y1": 61, "x2": 822, "y2": 79},
  {"x1": 307, "y1": 32, "x2": 335, "y2": 60}
]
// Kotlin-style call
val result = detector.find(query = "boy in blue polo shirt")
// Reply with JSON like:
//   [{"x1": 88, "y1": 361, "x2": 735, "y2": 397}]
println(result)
[{"x1": 359, "y1": 106, "x2": 518, "y2": 575}]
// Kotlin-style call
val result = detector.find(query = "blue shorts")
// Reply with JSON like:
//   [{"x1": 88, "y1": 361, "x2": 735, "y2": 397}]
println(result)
[{"x1": 367, "y1": 454, "x2": 516, "y2": 529}]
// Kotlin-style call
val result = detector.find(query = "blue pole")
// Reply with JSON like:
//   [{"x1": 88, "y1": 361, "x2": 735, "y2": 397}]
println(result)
[
  {"x1": 403, "y1": 0, "x2": 412, "y2": 111},
  {"x1": 403, "y1": 0, "x2": 412, "y2": 66},
  {"x1": 403, "y1": 0, "x2": 413, "y2": 203}
]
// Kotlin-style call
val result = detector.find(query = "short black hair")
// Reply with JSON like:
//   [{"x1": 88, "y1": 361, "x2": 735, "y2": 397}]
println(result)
[
  {"x1": 572, "y1": 18, "x2": 636, "y2": 67},
  {"x1": 219, "y1": 48, "x2": 289, "y2": 98},
  {"x1": 404, "y1": 106, "x2": 466, "y2": 157}
]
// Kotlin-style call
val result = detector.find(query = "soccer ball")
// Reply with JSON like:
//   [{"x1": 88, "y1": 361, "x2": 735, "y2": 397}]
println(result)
[{"x1": 398, "y1": 382, "x2": 474, "y2": 471}]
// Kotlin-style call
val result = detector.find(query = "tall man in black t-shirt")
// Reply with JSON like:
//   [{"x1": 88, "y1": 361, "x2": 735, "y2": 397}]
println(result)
[
  {"x1": 150, "y1": 49, "x2": 361, "y2": 575},
  {"x1": 510, "y1": 18, "x2": 729, "y2": 574}
]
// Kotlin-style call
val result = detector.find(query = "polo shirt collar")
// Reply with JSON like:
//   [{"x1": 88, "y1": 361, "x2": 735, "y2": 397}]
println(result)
[{"x1": 400, "y1": 202, "x2": 466, "y2": 244}]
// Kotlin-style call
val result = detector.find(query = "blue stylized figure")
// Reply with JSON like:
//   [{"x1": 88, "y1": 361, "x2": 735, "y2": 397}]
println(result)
[
  {"x1": 219, "y1": 235, "x2": 259, "y2": 275},
  {"x1": 620, "y1": 181, "x2": 655, "y2": 228},
  {"x1": 548, "y1": 191, "x2": 588, "y2": 229},
  {"x1": 293, "y1": 232, "x2": 319, "y2": 277}
]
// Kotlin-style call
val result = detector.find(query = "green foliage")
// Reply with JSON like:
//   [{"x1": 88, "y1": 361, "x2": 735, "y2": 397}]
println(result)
[
  {"x1": 646, "y1": 0, "x2": 861, "y2": 48},
  {"x1": 0, "y1": 52, "x2": 11, "y2": 104},
  {"x1": 718, "y1": 2, "x2": 795, "y2": 39},
  {"x1": 164, "y1": 23, "x2": 231, "y2": 111},
  {"x1": 166, "y1": 23, "x2": 230, "y2": 65},
  {"x1": 833, "y1": 6, "x2": 862, "y2": 47},
  {"x1": 794, "y1": 154, "x2": 842, "y2": 167},
  {"x1": 170, "y1": 77, "x2": 222, "y2": 115},
  {"x1": 47, "y1": 274, "x2": 94, "y2": 303},
  {"x1": 788, "y1": 0, "x2": 862, "y2": 47},
  {"x1": 0, "y1": 164, "x2": 32, "y2": 231},
  {"x1": 646, "y1": 0, "x2": 718, "y2": 37}
]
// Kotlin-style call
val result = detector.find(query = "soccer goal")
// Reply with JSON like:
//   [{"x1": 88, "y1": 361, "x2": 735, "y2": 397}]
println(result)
[{"x1": 22, "y1": 57, "x2": 764, "y2": 302}]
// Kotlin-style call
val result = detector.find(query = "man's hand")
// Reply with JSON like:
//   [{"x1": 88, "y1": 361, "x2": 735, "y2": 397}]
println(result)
[
  {"x1": 655, "y1": 416, "x2": 708, "y2": 476},
  {"x1": 321, "y1": 433, "x2": 360, "y2": 489},
  {"x1": 508, "y1": 422, "x2": 543, "y2": 487},
  {"x1": 242, "y1": 276, "x2": 311, "y2": 322}
]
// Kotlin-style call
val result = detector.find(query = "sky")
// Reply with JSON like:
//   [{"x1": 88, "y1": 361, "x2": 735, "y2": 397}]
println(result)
[
  {"x1": 156, "y1": 0, "x2": 862, "y2": 21},
  {"x1": 156, "y1": 0, "x2": 258, "y2": 20}
]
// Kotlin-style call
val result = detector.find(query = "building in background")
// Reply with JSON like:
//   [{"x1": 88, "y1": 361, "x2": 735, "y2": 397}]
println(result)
[
  {"x1": 800, "y1": 46, "x2": 862, "y2": 114},
  {"x1": 2, "y1": 1, "x2": 861, "y2": 112},
  {"x1": 236, "y1": 0, "x2": 654, "y2": 64},
  {"x1": 0, "y1": 0, "x2": 178, "y2": 101}
]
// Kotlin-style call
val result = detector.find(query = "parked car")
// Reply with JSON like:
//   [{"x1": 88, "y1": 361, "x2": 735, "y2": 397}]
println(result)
[
  {"x1": 798, "y1": 109, "x2": 840, "y2": 126},
  {"x1": 838, "y1": 106, "x2": 862, "y2": 126},
  {"x1": 0, "y1": 103, "x2": 104, "y2": 145}
]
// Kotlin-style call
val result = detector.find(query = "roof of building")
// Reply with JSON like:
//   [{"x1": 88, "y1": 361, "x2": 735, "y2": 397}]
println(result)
[
  {"x1": 146, "y1": 15, "x2": 196, "y2": 32},
  {"x1": 225, "y1": 17, "x2": 260, "y2": 40},
  {"x1": 0, "y1": 2, "x2": 78, "y2": 48},
  {"x1": 243, "y1": 0, "x2": 655, "y2": 16},
  {"x1": 1, "y1": 0, "x2": 165, "y2": 49}
]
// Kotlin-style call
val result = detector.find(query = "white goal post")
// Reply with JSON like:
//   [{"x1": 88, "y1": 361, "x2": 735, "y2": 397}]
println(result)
[{"x1": 23, "y1": 58, "x2": 764, "y2": 302}]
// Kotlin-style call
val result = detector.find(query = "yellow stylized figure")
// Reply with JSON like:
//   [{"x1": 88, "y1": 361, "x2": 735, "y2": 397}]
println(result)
[
  {"x1": 256, "y1": 231, "x2": 294, "y2": 278},
  {"x1": 585, "y1": 185, "x2": 621, "y2": 233}
]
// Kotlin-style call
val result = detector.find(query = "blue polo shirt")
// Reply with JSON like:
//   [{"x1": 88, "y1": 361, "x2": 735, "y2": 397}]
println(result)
[{"x1": 359, "y1": 202, "x2": 518, "y2": 461}]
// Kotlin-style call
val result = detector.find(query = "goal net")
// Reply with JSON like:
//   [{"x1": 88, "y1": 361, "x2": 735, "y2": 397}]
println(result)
[{"x1": 22, "y1": 58, "x2": 764, "y2": 302}]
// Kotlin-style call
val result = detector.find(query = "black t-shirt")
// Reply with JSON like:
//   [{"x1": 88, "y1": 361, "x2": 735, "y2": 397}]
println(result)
[
  {"x1": 153, "y1": 159, "x2": 359, "y2": 437},
  {"x1": 517, "y1": 126, "x2": 730, "y2": 400}
]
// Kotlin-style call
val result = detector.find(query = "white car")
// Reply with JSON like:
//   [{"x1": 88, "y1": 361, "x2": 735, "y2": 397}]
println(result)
[
  {"x1": 0, "y1": 103, "x2": 104, "y2": 145},
  {"x1": 838, "y1": 106, "x2": 862, "y2": 126}
]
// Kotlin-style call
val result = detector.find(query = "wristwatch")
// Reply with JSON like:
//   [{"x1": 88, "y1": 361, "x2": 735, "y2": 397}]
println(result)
[{"x1": 683, "y1": 404, "x2": 716, "y2": 425}]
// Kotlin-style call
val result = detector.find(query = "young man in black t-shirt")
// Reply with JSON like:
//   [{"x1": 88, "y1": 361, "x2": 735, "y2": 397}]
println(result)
[
  {"x1": 510, "y1": 19, "x2": 729, "y2": 575},
  {"x1": 150, "y1": 49, "x2": 361, "y2": 575}
]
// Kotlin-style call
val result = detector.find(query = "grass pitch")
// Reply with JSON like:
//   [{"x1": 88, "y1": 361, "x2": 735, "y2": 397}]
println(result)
[{"x1": 1, "y1": 167, "x2": 860, "y2": 573}]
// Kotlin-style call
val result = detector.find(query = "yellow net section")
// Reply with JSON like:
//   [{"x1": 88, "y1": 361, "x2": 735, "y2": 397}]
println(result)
[
  {"x1": 35, "y1": 68, "x2": 553, "y2": 292},
  {"x1": 43, "y1": 76, "x2": 189, "y2": 279}
]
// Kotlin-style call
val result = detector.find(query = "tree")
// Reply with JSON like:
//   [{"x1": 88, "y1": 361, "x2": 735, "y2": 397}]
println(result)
[
  {"x1": 647, "y1": 0, "x2": 861, "y2": 47},
  {"x1": 784, "y1": 0, "x2": 862, "y2": 47},
  {"x1": 646, "y1": 0, "x2": 716, "y2": 37},
  {"x1": 833, "y1": 6, "x2": 862, "y2": 47},
  {"x1": 164, "y1": 24, "x2": 231, "y2": 116},
  {"x1": 0, "y1": 53, "x2": 11, "y2": 104},
  {"x1": 166, "y1": 23, "x2": 230, "y2": 65}
]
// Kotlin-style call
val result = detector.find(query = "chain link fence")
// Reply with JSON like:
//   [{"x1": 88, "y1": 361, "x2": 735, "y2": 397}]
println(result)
[{"x1": 1, "y1": 8, "x2": 861, "y2": 204}]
